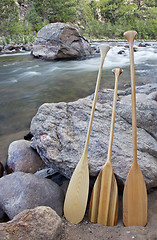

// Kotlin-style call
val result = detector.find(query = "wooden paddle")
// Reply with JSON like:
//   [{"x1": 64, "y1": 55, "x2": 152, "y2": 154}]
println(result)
[
  {"x1": 64, "y1": 45, "x2": 110, "y2": 223},
  {"x1": 123, "y1": 30, "x2": 147, "y2": 226},
  {"x1": 89, "y1": 68, "x2": 123, "y2": 226}
]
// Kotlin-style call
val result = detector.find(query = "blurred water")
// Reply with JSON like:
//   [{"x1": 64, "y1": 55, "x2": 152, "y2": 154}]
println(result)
[{"x1": 0, "y1": 41, "x2": 157, "y2": 137}]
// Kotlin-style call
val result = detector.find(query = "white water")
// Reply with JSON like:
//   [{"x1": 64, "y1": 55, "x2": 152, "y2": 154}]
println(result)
[{"x1": 0, "y1": 41, "x2": 157, "y2": 137}]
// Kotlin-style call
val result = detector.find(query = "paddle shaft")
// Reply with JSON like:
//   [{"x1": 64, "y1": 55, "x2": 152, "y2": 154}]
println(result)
[
  {"x1": 106, "y1": 68, "x2": 123, "y2": 164},
  {"x1": 83, "y1": 46, "x2": 110, "y2": 157},
  {"x1": 124, "y1": 31, "x2": 137, "y2": 165},
  {"x1": 89, "y1": 68, "x2": 123, "y2": 226}
]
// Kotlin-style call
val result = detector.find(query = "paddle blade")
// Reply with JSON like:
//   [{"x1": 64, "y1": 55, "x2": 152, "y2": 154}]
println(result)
[
  {"x1": 123, "y1": 164, "x2": 147, "y2": 226},
  {"x1": 89, "y1": 163, "x2": 118, "y2": 226},
  {"x1": 64, "y1": 156, "x2": 89, "y2": 223}
]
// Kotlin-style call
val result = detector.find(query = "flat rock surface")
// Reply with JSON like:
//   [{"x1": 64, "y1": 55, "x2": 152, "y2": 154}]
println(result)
[{"x1": 30, "y1": 84, "x2": 157, "y2": 190}]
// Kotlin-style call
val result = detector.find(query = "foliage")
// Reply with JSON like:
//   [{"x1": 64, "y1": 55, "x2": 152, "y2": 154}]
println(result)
[
  {"x1": 31, "y1": 0, "x2": 77, "y2": 23},
  {"x1": 0, "y1": 0, "x2": 156, "y2": 41},
  {"x1": 0, "y1": 0, "x2": 19, "y2": 36}
]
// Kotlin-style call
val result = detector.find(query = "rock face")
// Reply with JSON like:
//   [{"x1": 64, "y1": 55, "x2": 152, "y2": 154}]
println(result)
[
  {"x1": 32, "y1": 22, "x2": 94, "y2": 60},
  {"x1": 0, "y1": 172, "x2": 64, "y2": 219},
  {"x1": 30, "y1": 84, "x2": 157, "y2": 190},
  {"x1": 6, "y1": 139, "x2": 44, "y2": 174},
  {"x1": 0, "y1": 206, "x2": 62, "y2": 240}
]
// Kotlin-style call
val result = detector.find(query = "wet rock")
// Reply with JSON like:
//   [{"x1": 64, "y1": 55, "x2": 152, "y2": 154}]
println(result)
[
  {"x1": 30, "y1": 84, "x2": 157, "y2": 190},
  {"x1": 139, "y1": 42, "x2": 151, "y2": 47},
  {"x1": 0, "y1": 162, "x2": 4, "y2": 178},
  {"x1": 0, "y1": 172, "x2": 64, "y2": 219},
  {"x1": 32, "y1": 22, "x2": 94, "y2": 60},
  {"x1": 118, "y1": 50, "x2": 125, "y2": 55},
  {"x1": 0, "y1": 206, "x2": 62, "y2": 240},
  {"x1": 6, "y1": 139, "x2": 44, "y2": 174}
]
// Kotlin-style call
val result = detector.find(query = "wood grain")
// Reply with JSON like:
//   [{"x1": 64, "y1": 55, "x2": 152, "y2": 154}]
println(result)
[
  {"x1": 64, "y1": 45, "x2": 110, "y2": 223},
  {"x1": 64, "y1": 155, "x2": 89, "y2": 223},
  {"x1": 123, "y1": 30, "x2": 147, "y2": 226},
  {"x1": 89, "y1": 162, "x2": 118, "y2": 226},
  {"x1": 89, "y1": 68, "x2": 122, "y2": 226},
  {"x1": 123, "y1": 164, "x2": 147, "y2": 226}
]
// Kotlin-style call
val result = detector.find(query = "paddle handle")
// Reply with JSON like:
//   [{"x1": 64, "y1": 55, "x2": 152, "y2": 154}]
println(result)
[
  {"x1": 124, "y1": 31, "x2": 137, "y2": 165},
  {"x1": 106, "y1": 68, "x2": 123, "y2": 163},
  {"x1": 83, "y1": 45, "x2": 110, "y2": 156}
]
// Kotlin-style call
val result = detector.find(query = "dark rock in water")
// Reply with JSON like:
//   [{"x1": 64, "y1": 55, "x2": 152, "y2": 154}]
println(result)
[
  {"x1": 4, "y1": 44, "x2": 21, "y2": 52},
  {"x1": 0, "y1": 206, "x2": 62, "y2": 240},
  {"x1": 30, "y1": 84, "x2": 157, "y2": 190},
  {"x1": 0, "y1": 172, "x2": 64, "y2": 219},
  {"x1": 6, "y1": 140, "x2": 44, "y2": 174},
  {"x1": 32, "y1": 22, "x2": 94, "y2": 60},
  {"x1": 118, "y1": 50, "x2": 125, "y2": 54},
  {"x1": 139, "y1": 42, "x2": 151, "y2": 47},
  {"x1": 0, "y1": 162, "x2": 4, "y2": 178}
]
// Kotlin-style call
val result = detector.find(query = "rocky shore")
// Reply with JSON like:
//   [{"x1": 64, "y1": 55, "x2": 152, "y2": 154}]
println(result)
[
  {"x1": 0, "y1": 83, "x2": 156, "y2": 239},
  {"x1": 0, "y1": 43, "x2": 33, "y2": 55}
]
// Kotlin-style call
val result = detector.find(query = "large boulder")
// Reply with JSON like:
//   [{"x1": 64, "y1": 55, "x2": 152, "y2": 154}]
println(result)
[
  {"x1": 0, "y1": 172, "x2": 64, "y2": 219},
  {"x1": 30, "y1": 84, "x2": 157, "y2": 190},
  {"x1": 6, "y1": 139, "x2": 44, "y2": 174},
  {"x1": 32, "y1": 22, "x2": 94, "y2": 60},
  {"x1": 0, "y1": 206, "x2": 62, "y2": 240}
]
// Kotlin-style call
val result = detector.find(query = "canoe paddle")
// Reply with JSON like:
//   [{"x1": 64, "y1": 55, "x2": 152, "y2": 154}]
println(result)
[
  {"x1": 123, "y1": 30, "x2": 147, "y2": 226},
  {"x1": 89, "y1": 68, "x2": 123, "y2": 226},
  {"x1": 64, "y1": 45, "x2": 110, "y2": 223}
]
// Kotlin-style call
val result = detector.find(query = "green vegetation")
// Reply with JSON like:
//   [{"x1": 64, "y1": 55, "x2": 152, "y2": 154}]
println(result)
[{"x1": 0, "y1": 0, "x2": 156, "y2": 44}]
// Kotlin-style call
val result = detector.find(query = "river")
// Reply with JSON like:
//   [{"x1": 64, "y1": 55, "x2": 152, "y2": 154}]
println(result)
[{"x1": 0, "y1": 41, "x2": 157, "y2": 164}]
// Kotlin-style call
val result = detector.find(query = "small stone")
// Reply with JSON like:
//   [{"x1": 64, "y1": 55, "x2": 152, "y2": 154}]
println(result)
[
  {"x1": 6, "y1": 139, "x2": 44, "y2": 174},
  {"x1": 117, "y1": 50, "x2": 125, "y2": 54}
]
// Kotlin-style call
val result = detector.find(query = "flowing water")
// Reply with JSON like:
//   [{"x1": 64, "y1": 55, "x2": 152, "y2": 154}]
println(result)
[{"x1": 0, "y1": 41, "x2": 157, "y2": 164}]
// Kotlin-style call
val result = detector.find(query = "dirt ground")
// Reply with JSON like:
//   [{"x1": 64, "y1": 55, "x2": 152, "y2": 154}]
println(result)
[{"x1": 61, "y1": 189, "x2": 157, "y2": 240}]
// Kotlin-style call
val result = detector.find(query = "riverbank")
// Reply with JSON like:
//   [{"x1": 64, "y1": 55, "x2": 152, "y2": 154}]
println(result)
[
  {"x1": 0, "y1": 38, "x2": 156, "y2": 55},
  {"x1": 0, "y1": 43, "x2": 33, "y2": 55},
  {"x1": 0, "y1": 41, "x2": 157, "y2": 167},
  {"x1": 0, "y1": 84, "x2": 156, "y2": 239},
  {"x1": 61, "y1": 189, "x2": 157, "y2": 240}
]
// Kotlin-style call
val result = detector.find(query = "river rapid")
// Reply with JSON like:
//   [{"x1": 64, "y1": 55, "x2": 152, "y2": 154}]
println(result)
[{"x1": 0, "y1": 41, "x2": 157, "y2": 164}]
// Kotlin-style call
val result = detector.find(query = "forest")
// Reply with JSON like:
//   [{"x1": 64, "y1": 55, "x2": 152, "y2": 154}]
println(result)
[{"x1": 0, "y1": 0, "x2": 157, "y2": 44}]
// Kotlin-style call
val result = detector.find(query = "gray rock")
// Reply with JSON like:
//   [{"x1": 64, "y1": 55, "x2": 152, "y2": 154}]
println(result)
[
  {"x1": 0, "y1": 206, "x2": 62, "y2": 240},
  {"x1": 35, "y1": 167, "x2": 57, "y2": 178},
  {"x1": 30, "y1": 84, "x2": 157, "y2": 190},
  {"x1": 32, "y1": 22, "x2": 94, "y2": 60},
  {"x1": 6, "y1": 139, "x2": 44, "y2": 174},
  {"x1": 0, "y1": 172, "x2": 64, "y2": 219}
]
